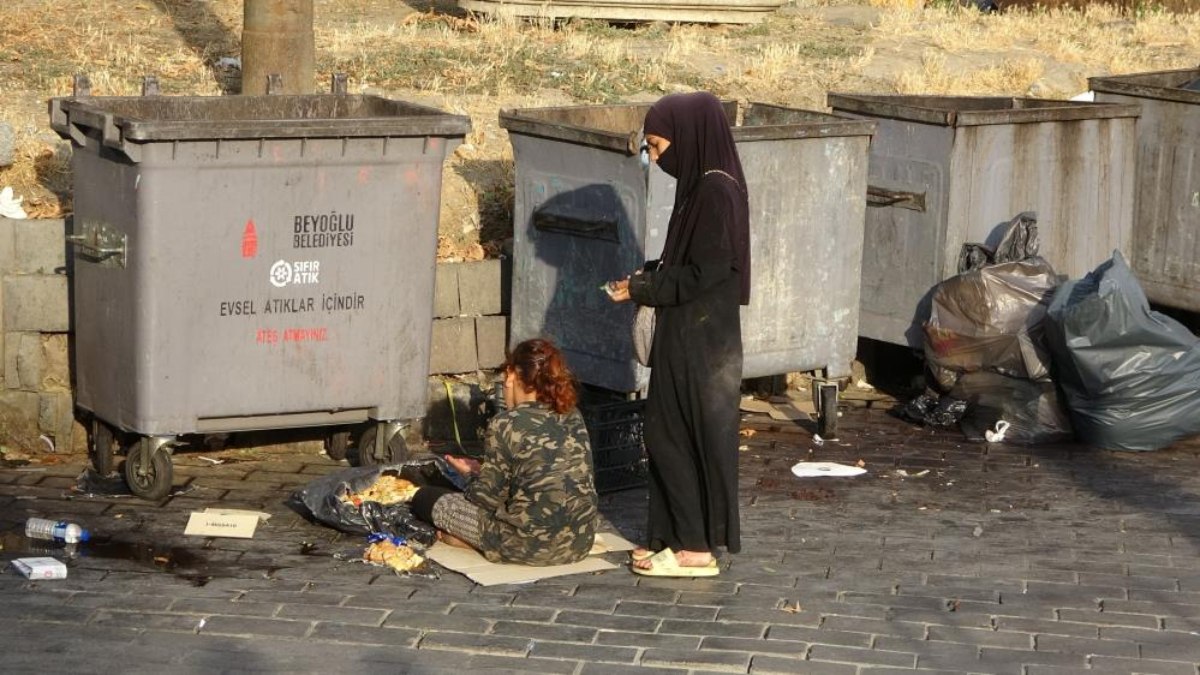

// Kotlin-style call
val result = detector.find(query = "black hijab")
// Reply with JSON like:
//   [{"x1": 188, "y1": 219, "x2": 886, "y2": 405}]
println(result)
[{"x1": 643, "y1": 92, "x2": 751, "y2": 305}]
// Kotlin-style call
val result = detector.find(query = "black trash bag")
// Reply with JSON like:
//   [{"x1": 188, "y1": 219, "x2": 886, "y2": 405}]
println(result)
[
  {"x1": 290, "y1": 460, "x2": 462, "y2": 545},
  {"x1": 991, "y1": 212, "x2": 1041, "y2": 265},
  {"x1": 898, "y1": 392, "x2": 968, "y2": 428},
  {"x1": 399, "y1": 457, "x2": 470, "y2": 492},
  {"x1": 950, "y1": 371, "x2": 1073, "y2": 445},
  {"x1": 1044, "y1": 251, "x2": 1200, "y2": 451},
  {"x1": 925, "y1": 257, "x2": 1062, "y2": 390},
  {"x1": 359, "y1": 502, "x2": 437, "y2": 548},
  {"x1": 956, "y1": 212, "x2": 1041, "y2": 273},
  {"x1": 925, "y1": 213, "x2": 1062, "y2": 392}
]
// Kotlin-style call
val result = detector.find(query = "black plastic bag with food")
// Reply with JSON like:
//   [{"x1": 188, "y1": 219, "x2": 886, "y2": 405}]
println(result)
[{"x1": 289, "y1": 459, "x2": 462, "y2": 544}]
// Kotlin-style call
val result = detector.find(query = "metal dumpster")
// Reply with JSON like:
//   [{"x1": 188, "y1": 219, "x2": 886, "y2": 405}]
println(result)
[
  {"x1": 51, "y1": 81, "x2": 470, "y2": 499},
  {"x1": 500, "y1": 102, "x2": 875, "y2": 393},
  {"x1": 1091, "y1": 68, "x2": 1200, "y2": 312},
  {"x1": 828, "y1": 94, "x2": 1139, "y2": 347}
]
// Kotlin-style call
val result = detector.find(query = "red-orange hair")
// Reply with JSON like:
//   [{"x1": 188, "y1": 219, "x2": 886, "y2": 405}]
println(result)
[{"x1": 506, "y1": 338, "x2": 578, "y2": 415}]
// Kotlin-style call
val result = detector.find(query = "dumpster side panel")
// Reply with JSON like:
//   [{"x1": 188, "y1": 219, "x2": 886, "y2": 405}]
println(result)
[
  {"x1": 71, "y1": 138, "x2": 143, "y2": 426},
  {"x1": 739, "y1": 134, "x2": 869, "y2": 379},
  {"x1": 947, "y1": 118, "x2": 1135, "y2": 285},
  {"x1": 508, "y1": 135, "x2": 659, "y2": 393},
  {"x1": 79, "y1": 136, "x2": 445, "y2": 434},
  {"x1": 854, "y1": 118, "x2": 956, "y2": 347},
  {"x1": 1097, "y1": 92, "x2": 1200, "y2": 311}
]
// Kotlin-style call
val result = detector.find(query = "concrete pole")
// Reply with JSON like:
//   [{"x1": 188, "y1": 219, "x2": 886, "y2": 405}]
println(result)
[{"x1": 241, "y1": 0, "x2": 315, "y2": 95}]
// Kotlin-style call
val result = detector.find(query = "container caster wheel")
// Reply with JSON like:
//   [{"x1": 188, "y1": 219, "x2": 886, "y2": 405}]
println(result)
[
  {"x1": 811, "y1": 379, "x2": 840, "y2": 441},
  {"x1": 88, "y1": 417, "x2": 119, "y2": 477},
  {"x1": 354, "y1": 423, "x2": 407, "y2": 467},
  {"x1": 324, "y1": 429, "x2": 351, "y2": 461},
  {"x1": 124, "y1": 437, "x2": 174, "y2": 501}
]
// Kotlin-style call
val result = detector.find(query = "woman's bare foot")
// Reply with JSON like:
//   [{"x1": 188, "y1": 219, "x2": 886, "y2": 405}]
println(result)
[
  {"x1": 632, "y1": 549, "x2": 713, "y2": 570},
  {"x1": 437, "y1": 530, "x2": 474, "y2": 550}
]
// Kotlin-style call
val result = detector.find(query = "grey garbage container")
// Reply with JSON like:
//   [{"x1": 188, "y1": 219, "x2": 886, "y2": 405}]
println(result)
[
  {"x1": 500, "y1": 102, "x2": 875, "y2": 394},
  {"x1": 51, "y1": 85, "x2": 470, "y2": 499},
  {"x1": 828, "y1": 94, "x2": 1139, "y2": 348},
  {"x1": 1091, "y1": 68, "x2": 1200, "y2": 313}
]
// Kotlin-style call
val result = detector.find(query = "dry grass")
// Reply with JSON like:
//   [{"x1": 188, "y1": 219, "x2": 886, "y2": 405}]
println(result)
[
  {"x1": 874, "y1": 3, "x2": 1199, "y2": 96},
  {"x1": 0, "y1": 0, "x2": 1197, "y2": 253},
  {"x1": 893, "y1": 50, "x2": 1047, "y2": 94}
]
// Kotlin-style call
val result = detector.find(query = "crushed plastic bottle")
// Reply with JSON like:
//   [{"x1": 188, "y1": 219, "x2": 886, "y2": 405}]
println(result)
[{"x1": 25, "y1": 517, "x2": 90, "y2": 544}]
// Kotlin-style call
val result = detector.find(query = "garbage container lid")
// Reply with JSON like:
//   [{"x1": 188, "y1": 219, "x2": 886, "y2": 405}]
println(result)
[
  {"x1": 51, "y1": 94, "x2": 472, "y2": 143},
  {"x1": 500, "y1": 101, "x2": 874, "y2": 154},
  {"x1": 1090, "y1": 67, "x2": 1200, "y2": 106},
  {"x1": 827, "y1": 93, "x2": 1140, "y2": 127}
]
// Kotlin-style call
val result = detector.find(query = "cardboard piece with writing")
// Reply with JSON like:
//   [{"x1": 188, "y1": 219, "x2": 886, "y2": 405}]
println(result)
[{"x1": 184, "y1": 511, "x2": 259, "y2": 538}]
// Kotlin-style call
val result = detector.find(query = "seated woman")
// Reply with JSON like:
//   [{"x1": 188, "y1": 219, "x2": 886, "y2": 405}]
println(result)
[{"x1": 410, "y1": 338, "x2": 599, "y2": 566}]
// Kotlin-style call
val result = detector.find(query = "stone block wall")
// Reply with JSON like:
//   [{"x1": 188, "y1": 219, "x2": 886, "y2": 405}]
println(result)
[
  {"x1": 423, "y1": 259, "x2": 512, "y2": 443},
  {"x1": 429, "y1": 258, "x2": 511, "y2": 374},
  {"x1": 0, "y1": 122, "x2": 13, "y2": 168},
  {"x1": 0, "y1": 217, "x2": 79, "y2": 452},
  {"x1": 0, "y1": 217, "x2": 512, "y2": 452}
]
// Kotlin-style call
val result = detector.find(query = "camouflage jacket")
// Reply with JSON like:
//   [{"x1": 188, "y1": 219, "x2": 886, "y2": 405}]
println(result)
[{"x1": 466, "y1": 402, "x2": 598, "y2": 565}]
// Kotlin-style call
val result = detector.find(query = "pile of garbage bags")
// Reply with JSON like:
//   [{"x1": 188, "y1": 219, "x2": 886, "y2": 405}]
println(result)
[{"x1": 903, "y1": 213, "x2": 1200, "y2": 451}]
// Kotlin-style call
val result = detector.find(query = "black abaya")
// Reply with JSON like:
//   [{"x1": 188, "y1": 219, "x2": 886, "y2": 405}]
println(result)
[
  {"x1": 630, "y1": 175, "x2": 744, "y2": 554},
  {"x1": 628, "y1": 92, "x2": 749, "y2": 555}
]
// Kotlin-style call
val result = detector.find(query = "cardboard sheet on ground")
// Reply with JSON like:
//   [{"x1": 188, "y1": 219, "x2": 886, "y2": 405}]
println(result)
[
  {"x1": 739, "y1": 397, "x2": 813, "y2": 422},
  {"x1": 427, "y1": 532, "x2": 635, "y2": 586},
  {"x1": 768, "y1": 402, "x2": 813, "y2": 422}
]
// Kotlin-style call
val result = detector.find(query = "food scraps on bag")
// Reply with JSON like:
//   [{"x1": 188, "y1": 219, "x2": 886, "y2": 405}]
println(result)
[
  {"x1": 364, "y1": 538, "x2": 425, "y2": 572},
  {"x1": 340, "y1": 473, "x2": 419, "y2": 507}
]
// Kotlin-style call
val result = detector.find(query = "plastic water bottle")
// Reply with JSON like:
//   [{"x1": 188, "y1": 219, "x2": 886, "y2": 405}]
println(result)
[{"x1": 25, "y1": 517, "x2": 90, "y2": 544}]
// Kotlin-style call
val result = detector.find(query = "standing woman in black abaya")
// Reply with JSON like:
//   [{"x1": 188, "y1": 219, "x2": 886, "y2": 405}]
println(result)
[{"x1": 606, "y1": 92, "x2": 750, "y2": 577}]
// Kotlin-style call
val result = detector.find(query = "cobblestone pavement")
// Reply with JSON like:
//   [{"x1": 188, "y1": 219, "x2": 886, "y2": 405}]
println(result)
[{"x1": 3, "y1": 407, "x2": 1200, "y2": 674}]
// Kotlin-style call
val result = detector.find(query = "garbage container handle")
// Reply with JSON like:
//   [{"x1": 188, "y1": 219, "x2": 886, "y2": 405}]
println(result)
[
  {"x1": 58, "y1": 107, "x2": 125, "y2": 151},
  {"x1": 99, "y1": 112, "x2": 124, "y2": 150},
  {"x1": 533, "y1": 209, "x2": 620, "y2": 243},
  {"x1": 67, "y1": 220, "x2": 127, "y2": 268},
  {"x1": 867, "y1": 185, "x2": 926, "y2": 212}
]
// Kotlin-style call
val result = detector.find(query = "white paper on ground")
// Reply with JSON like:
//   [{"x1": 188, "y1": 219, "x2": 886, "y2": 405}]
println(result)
[
  {"x1": 12, "y1": 557, "x2": 67, "y2": 579},
  {"x1": 184, "y1": 511, "x2": 259, "y2": 538},
  {"x1": 429, "y1": 532, "x2": 631, "y2": 586},
  {"x1": 791, "y1": 461, "x2": 867, "y2": 478},
  {"x1": 984, "y1": 420, "x2": 1011, "y2": 443}
]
